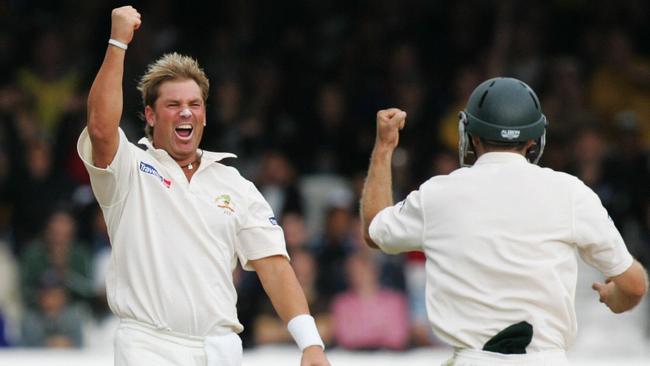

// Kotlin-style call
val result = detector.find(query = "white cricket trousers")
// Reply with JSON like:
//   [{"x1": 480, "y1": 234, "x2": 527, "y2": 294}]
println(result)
[
  {"x1": 114, "y1": 318, "x2": 243, "y2": 366},
  {"x1": 443, "y1": 348, "x2": 570, "y2": 366}
]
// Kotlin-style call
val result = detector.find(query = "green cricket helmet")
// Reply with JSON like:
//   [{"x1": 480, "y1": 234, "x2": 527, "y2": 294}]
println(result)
[{"x1": 458, "y1": 77, "x2": 548, "y2": 166}]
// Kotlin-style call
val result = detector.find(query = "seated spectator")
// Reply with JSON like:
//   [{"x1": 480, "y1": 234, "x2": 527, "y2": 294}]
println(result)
[
  {"x1": 20, "y1": 271, "x2": 86, "y2": 348},
  {"x1": 20, "y1": 208, "x2": 93, "y2": 308},
  {"x1": 331, "y1": 252, "x2": 410, "y2": 350},
  {"x1": 310, "y1": 205, "x2": 357, "y2": 302}
]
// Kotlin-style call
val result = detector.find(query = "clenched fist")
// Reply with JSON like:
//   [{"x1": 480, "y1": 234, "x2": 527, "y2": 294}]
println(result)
[
  {"x1": 110, "y1": 6, "x2": 142, "y2": 45},
  {"x1": 375, "y1": 108, "x2": 407, "y2": 150}
]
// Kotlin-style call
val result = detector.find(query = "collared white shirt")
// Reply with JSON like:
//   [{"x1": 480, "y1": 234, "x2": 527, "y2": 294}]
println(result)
[
  {"x1": 78, "y1": 128, "x2": 288, "y2": 336},
  {"x1": 370, "y1": 152, "x2": 633, "y2": 352}
]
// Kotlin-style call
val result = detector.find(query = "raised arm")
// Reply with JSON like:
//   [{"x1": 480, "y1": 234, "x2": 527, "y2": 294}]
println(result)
[
  {"x1": 87, "y1": 6, "x2": 141, "y2": 168},
  {"x1": 360, "y1": 108, "x2": 407, "y2": 249},
  {"x1": 592, "y1": 259, "x2": 648, "y2": 313}
]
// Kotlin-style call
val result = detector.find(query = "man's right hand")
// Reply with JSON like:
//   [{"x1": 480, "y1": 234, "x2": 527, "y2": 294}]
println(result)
[{"x1": 110, "y1": 6, "x2": 142, "y2": 45}]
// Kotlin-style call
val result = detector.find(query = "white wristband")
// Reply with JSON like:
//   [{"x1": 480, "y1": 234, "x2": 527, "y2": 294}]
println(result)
[
  {"x1": 108, "y1": 39, "x2": 128, "y2": 50},
  {"x1": 287, "y1": 314, "x2": 324, "y2": 351}
]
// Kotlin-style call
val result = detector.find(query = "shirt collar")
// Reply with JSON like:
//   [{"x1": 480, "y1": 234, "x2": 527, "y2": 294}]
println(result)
[
  {"x1": 474, "y1": 152, "x2": 528, "y2": 166},
  {"x1": 137, "y1": 137, "x2": 237, "y2": 163}
]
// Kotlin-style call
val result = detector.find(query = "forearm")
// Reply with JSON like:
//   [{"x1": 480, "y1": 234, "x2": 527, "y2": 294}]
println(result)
[
  {"x1": 87, "y1": 45, "x2": 125, "y2": 167},
  {"x1": 88, "y1": 47, "x2": 125, "y2": 136},
  {"x1": 597, "y1": 260, "x2": 649, "y2": 314},
  {"x1": 610, "y1": 261, "x2": 648, "y2": 313},
  {"x1": 360, "y1": 144, "x2": 394, "y2": 248},
  {"x1": 252, "y1": 256, "x2": 310, "y2": 323}
]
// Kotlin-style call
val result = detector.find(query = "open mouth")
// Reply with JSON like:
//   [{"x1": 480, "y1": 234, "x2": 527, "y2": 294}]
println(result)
[{"x1": 175, "y1": 123, "x2": 193, "y2": 139}]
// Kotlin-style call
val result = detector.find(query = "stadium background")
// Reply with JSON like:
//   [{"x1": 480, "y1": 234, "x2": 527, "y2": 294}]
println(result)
[{"x1": 0, "y1": 0, "x2": 648, "y2": 364}]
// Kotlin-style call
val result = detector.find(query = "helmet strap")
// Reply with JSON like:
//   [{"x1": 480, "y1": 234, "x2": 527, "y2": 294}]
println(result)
[{"x1": 458, "y1": 112, "x2": 475, "y2": 167}]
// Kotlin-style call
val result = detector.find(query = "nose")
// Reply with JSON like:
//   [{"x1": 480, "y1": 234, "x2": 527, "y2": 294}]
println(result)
[{"x1": 180, "y1": 108, "x2": 192, "y2": 118}]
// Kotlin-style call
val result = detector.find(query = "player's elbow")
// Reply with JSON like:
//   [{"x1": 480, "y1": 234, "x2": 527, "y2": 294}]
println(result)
[
  {"x1": 623, "y1": 262, "x2": 649, "y2": 299},
  {"x1": 627, "y1": 278, "x2": 647, "y2": 300},
  {"x1": 87, "y1": 116, "x2": 113, "y2": 142},
  {"x1": 363, "y1": 232, "x2": 380, "y2": 250}
]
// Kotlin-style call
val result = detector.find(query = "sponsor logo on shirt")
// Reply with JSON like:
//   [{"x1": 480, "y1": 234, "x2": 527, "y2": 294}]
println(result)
[
  {"x1": 139, "y1": 162, "x2": 172, "y2": 188},
  {"x1": 215, "y1": 194, "x2": 235, "y2": 214}
]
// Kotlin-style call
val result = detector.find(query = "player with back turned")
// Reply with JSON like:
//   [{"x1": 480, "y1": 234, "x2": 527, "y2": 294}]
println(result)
[
  {"x1": 78, "y1": 6, "x2": 329, "y2": 366},
  {"x1": 361, "y1": 77, "x2": 648, "y2": 365}
]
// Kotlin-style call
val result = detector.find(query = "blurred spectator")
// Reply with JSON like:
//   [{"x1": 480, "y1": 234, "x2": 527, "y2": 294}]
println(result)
[
  {"x1": 0, "y1": 239, "x2": 21, "y2": 346},
  {"x1": 437, "y1": 65, "x2": 483, "y2": 152},
  {"x1": 588, "y1": 29, "x2": 650, "y2": 149},
  {"x1": 20, "y1": 209, "x2": 93, "y2": 308},
  {"x1": 8, "y1": 138, "x2": 75, "y2": 252},
  {"x1": 541, "y1": 57, "x2": 596, "y2": 138},
  {"x1": 331, "y1": 251, "x2": 409, "y2": 350},
  {"x1": 282, "y1": 212, "x2": 310, "y2": 253},
  {"x1": 310, "y1": 205, "x2": 357, "y2": 302},
  {"x1": 15, "y1": 28, "x2": 81, "y2": 142},
  {"x1": 20, "y1": 271, "x2": 86, "y2": 348},
  {"x1": 256, "y1": 150, "x2": 304, "y2": 218},
  {"x1": 298, "y1": 83, "x2": 360, "y2": 175}
]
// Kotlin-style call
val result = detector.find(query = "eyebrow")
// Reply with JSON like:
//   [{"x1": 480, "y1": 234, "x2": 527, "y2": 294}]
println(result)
[{"x1": 160, "y1": 97, "x2": 203, "y2": 104}]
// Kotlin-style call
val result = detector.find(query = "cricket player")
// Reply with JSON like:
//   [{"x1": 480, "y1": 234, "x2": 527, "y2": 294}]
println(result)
[
  {"x1": 361, "y1": 77, "x2": 648, "y2": 365},
  {"x1": 78, "y1": 6, "x2": 329, "y2": 366}
]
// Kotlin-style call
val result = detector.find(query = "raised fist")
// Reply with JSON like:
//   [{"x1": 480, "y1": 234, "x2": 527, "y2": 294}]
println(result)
[
  {"x1": 375, "y1": 108, "x2": 407, "y2": 149},
  {"x1": 110, "y1": 6, "x2": 142, "y2": 45}
]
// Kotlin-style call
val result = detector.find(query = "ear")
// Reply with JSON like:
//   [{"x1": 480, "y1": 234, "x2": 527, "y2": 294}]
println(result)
[
  {"x1": 470, "y1": 135, "x2": 482, "y2": 148},
  {"x1": 144, "y1": 105, "x2": 155, "y2": 127}
]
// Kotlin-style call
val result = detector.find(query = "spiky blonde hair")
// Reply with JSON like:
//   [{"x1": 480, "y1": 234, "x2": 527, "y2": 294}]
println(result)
[{"x1": 137, "y1": 53, "x2": 209, "y2": 139}]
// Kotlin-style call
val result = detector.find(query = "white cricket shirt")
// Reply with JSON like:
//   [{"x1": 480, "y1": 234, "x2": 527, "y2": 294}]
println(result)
[
  {"x1": 370, "y1": 152, "x2": 633, "y2": 352},
  {"x1": 78, "y1": 128, "x2": 288, "y2": 336}
]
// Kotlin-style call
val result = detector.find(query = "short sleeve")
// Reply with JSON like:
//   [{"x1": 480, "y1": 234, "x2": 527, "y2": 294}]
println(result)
[
  {"x1": 572, "y1": 180, "x2": 633, "y2": 277},
  {"x1": 77, "y1": 127, "x2": 134, "y2": 207},
  {"x1": 236, "y1": 182, "x2": 289, "y2": 271},
  {"x1": 369, "y1": 189, "x2": 424, "y2": 254}
]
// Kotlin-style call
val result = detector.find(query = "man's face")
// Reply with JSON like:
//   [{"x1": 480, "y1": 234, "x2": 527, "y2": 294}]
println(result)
[{"x1": 146, "y1": 79, "x2": 206, "y2": 162}]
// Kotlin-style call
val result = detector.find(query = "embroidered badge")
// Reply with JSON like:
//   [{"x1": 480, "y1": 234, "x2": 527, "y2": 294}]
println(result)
[{"x1": 215, "y1": 194, "x2": 235, "y2": 213}]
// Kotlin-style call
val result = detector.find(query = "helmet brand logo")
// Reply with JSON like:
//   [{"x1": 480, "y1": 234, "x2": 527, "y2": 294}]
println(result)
[{"x1": 500, "y1": 129, "x2": 521, "y2": 139}]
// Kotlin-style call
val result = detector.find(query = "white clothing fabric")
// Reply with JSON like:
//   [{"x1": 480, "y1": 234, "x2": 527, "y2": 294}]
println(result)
[
  {"x1": 114, "y1": 318, "x2": 242, "y2": 366},
  {"x1": 443, "y1": 348, "x2": 569, "y2": 366},
  {"x1": 370, "y1": 152, "x2": 634, "y2": 352},
  {"x1": 78, "y1": 127, "x2": 288, "y2": 337}
]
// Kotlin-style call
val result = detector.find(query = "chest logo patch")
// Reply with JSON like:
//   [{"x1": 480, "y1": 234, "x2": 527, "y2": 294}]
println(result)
[
  {"x1": 215, "y1": 194, "x2": 235, "y2": 213},
  {"x1": 139, "y1": 162, "x2": 172, "y2": 188}
]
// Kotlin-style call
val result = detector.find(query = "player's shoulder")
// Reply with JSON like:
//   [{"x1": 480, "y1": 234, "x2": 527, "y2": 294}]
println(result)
[
  {"x1": 210, "y1": 161, "x2": 245, "y2": 179},
  {"x1": 535, "y1": 164, "x2": 583, "y2": 185}
]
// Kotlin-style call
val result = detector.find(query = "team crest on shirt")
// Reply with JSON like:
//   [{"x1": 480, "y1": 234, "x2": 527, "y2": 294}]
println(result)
[
  {"x1": 215, "y1": 194, "x2": 235, "y2": 214},
  {"x1": 139, "y1": 162, "x2": 172, "y2": 188}
]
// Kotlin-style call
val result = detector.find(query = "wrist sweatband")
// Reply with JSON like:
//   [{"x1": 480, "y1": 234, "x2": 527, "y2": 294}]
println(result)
[
  {"x1": 108, "y1": 39, "x2": 128, "y2": 50},
  {"x1": 287, "y1": 314, "x2": 324, "y2": 351}
]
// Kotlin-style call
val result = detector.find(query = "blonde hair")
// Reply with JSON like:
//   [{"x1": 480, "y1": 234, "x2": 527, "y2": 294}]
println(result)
[{"x1": 137, "y1": 53, "x2": 209, "y2": 139}]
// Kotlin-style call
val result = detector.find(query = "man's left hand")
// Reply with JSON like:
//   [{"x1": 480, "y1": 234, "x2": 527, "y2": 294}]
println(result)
[{"x1": 301, "y1": 345, "x2": 330, "y2": 366}]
